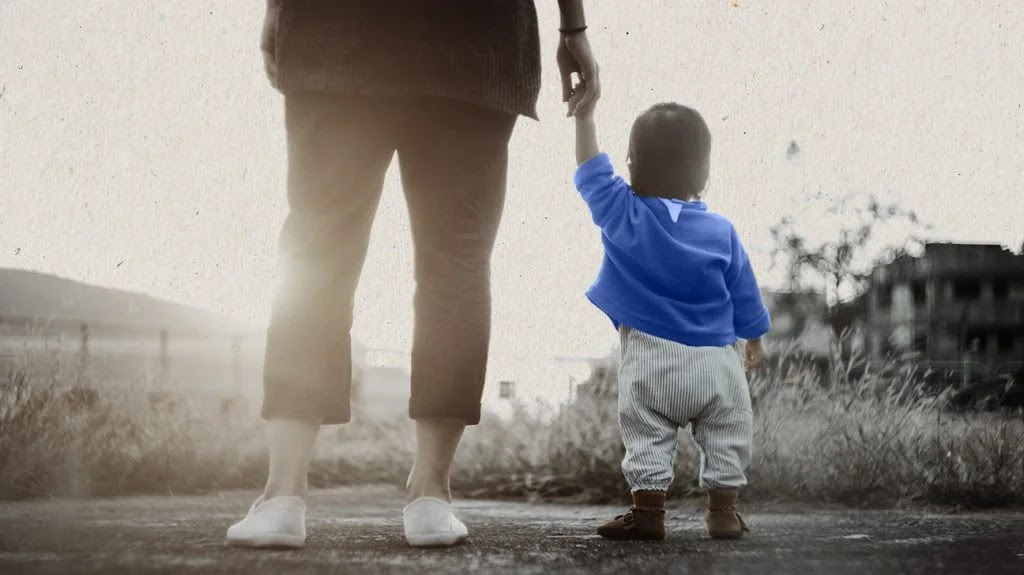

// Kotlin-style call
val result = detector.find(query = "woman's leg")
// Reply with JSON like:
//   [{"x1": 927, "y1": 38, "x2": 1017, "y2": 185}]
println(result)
[
  {"x1": 405, "y1": 418, "x2": 465, "y2": 501},
  {"x1": 261, "y1": 92, "x2": 400, "y2": 497},
  {"x1": 396, "y1": 97, "x2": 517, "y2": 502},
  {"x1": 263, "y1": 416, "x2": 321, "y2": 499}
]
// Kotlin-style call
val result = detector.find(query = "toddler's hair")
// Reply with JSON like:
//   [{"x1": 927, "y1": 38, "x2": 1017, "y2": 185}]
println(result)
[{"x1": 627, "y1": 103, "x2": 711, "y2": 200}]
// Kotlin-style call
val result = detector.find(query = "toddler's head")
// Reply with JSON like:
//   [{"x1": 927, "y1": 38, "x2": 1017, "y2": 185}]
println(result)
[{"x1": 626, "y1": 103, "x2": 711, "y2": 201}]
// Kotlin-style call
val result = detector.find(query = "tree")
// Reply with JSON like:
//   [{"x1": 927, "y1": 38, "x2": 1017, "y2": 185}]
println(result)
[{"x1": 769, "y1": 192, "x2": 930, "y2": 326}]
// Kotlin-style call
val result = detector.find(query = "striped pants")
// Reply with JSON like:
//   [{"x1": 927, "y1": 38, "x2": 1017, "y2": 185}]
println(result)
[{"x1": 617, "y1": 325, "x2": 753, "y2": 492}]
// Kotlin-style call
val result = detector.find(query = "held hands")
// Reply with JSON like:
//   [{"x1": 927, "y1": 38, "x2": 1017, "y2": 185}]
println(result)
[
  {"x1": 743, "y1": 339, "x2": 766, "y2": 371},
  {"x1": 558, "y1": 31, "x2": 600, "y2": 117},
  {"x1": 567, "y1": 80, "x2": 593, "y2": 119}
]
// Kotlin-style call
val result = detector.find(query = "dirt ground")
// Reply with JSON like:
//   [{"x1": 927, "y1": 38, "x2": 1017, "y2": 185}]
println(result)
[{"x1": 2, "y1": 486, "x2": 1023, "y2": 574}]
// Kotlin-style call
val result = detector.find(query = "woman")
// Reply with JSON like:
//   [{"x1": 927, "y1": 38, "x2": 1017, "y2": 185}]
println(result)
[{"x1": 227, "y1": 0, "x2": 600, "y2": 548}]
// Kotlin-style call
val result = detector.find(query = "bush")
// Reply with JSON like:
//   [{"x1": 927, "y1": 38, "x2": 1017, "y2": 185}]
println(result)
[
  {"x1": 1, "y1": 342, "x2": 1022, "y2": 507},
  {"x1": 0, "y1": 354, "x2": 266, "y2": 499}
]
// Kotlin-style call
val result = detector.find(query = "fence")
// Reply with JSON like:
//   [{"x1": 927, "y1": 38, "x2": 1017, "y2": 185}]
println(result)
[{"x1": 0, "y1": 314, "x2": 266, "y2": 399}]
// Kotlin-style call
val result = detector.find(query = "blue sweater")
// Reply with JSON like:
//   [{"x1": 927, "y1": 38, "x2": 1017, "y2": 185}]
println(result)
[{"x1": 574, "y1": 153, "x2": 771, "y2": 346}]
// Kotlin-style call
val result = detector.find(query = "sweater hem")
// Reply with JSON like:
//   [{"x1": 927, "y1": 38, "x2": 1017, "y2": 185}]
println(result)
[
  {"x1": 271, "y1": 1, "x2": 542, "y2": 121},
  {"x1": 735, "y1": 308, "x2": 772, "y2": 340},
  {"x1": 274, "y1": 82, "x2": 538, "y2": 120},
  {"x1": 586, "y1": 291, "x2": 738, "y2": 348}
]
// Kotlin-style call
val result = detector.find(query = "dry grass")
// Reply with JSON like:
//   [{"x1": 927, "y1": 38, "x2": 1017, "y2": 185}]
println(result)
[
  {"x1": 1, "y1": 340, "x2": 1022, "y2": 507},
  {"x1": 0, "y1": 355, "x2": 267, "y2": 499}
]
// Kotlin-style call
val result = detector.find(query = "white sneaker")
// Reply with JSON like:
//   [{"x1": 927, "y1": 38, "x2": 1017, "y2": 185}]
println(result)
[
  {"x1": 226, "y1": 495, "x2": 306, "y2": 549},
  {"x1": 403, "y1": 497, "x2": 469, "y2": 547}
]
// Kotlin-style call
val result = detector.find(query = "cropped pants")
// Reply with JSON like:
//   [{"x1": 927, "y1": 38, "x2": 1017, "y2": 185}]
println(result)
[{"x1": 261, "y1": 92, "x2": 517, "y2": 425}]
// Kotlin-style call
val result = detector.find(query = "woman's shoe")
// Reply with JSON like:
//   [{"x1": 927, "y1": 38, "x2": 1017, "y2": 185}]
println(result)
[
  {"x1": 403, "y1": 497, "x2": 469, "y2": 547},
  {"x1": 226, "y1": 495, "x2": 307, "y2": 549}
]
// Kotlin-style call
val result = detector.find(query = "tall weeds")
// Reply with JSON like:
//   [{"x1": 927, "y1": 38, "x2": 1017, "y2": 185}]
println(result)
[{"x1": 1, "y1": 340, "x2": 1021, "y2": 507}]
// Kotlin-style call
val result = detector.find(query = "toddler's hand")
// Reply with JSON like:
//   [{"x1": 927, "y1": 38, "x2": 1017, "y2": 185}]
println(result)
[
  {"x1": 568, "y1": 80, "x2": 594, "y2": 118},
  {"x1": 743, "y1": 339, "x2": 766, "y2": 371}
]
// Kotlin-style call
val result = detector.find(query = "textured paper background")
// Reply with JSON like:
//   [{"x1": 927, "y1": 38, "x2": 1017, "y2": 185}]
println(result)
[{"x1": 2, "y1": 1, "x2": 1022, "y2": 405}]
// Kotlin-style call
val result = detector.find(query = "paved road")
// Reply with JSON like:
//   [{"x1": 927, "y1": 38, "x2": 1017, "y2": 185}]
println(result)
[{"x1": 2, "y1": 486, "x2": 1023, "y2": 574}]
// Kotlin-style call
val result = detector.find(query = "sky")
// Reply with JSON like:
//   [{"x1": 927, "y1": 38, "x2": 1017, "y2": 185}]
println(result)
[{"x1": 2, "y1": 1, "x2": 1023, "y2": 404}]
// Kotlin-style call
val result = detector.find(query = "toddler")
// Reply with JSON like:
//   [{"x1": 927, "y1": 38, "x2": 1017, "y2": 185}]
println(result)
[{"x1": 567, "y1": 85, "x2": 770, "y2": 540}]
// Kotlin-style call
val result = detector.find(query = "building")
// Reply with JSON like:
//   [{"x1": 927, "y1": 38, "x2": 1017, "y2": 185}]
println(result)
[
  {"x1": 858, "y1": 243, "x2": 1024, "y2": 368},
  {"x1": 350, "y1": 345, "x2": 411, "y2": 421},
  {"x1": 352, "y1": 364, "x2": 410, "y2": 421},
  {"x1": 760, "y1": 290, "x2": 833, "y2": 358},
  {"x1": 570, "y1": 356, "x2": 616, "y2": 402}
]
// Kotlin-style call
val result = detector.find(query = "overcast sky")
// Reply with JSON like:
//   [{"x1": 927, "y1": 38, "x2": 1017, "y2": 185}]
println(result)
[{"x1": 2, "y1": 1, "x2": 1023, "y2": 402}]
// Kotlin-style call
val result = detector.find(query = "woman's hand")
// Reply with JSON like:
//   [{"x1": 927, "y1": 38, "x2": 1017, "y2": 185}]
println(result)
[{"x1": 557, "y1": 31, "x2": 600, "y2": 117}]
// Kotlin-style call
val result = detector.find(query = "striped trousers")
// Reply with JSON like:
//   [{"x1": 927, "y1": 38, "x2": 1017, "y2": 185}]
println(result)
[{"x1": 617, "y1": 325, "x2": 753, "y2": 492}]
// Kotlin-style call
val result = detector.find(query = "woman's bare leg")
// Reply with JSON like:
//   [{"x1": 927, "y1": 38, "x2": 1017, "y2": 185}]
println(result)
[
  {"x1": 263, "y1": 416, "x2": 321, "y2": 499},
  {"x1": 406, "y1": 418, "x2": 465, "y2": 502},
  {"x1": 226, "y1": 416, "x2": 317, "y2": 547}
]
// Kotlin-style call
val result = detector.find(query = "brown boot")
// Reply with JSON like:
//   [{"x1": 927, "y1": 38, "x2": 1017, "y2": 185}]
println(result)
[
  {"x1": 597, "y1": 490, "x2": 666, "y2": 541},
  {"x1": 705, "y1": 489, "x2": 749, "y2": 539}
]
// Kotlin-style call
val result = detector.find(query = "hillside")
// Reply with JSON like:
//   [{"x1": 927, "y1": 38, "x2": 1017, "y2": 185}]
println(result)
[{"x1": 0, "y1": 268, "x2": 259, "y2": 333}]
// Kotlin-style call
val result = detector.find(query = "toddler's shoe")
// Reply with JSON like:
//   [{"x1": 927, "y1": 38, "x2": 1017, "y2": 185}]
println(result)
[
  {"x1": 706, "y1": 488, "x2": 749, "y2": 539},
  {"x1": 597, "y1": 490, "x2": 666, "y2": 541},
  {"x1": 403, "y1": 497, "x2": 469, "y2": 547},
  {"x1": 226, "y1": 495, "x2": 306, "y2": 548}
]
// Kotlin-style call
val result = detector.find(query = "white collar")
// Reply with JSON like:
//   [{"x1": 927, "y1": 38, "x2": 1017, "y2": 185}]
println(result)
[{"x1": 658, "y1": 198, "x2": 685, "y2": 222}]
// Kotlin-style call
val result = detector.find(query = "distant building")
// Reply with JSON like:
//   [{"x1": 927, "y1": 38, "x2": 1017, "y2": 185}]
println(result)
[
  {"x1": 568, "y1": 355, "x2": 618, "y2": 405},
  {"x1": 760, "y1": 290, "x2": 832, "y2": 358},
  {"x1": 350, "y1": 345, "x2": 410, "y2": 421},
  {"x1": 352, "y1": 364, "x2": 410, "y2": 421},
  {"x1": 857, "y1": 243, "x2": 1024, "y2": 368},
  {"x1": 499, "y1": 380, "x2": 515, "y2": 399}
]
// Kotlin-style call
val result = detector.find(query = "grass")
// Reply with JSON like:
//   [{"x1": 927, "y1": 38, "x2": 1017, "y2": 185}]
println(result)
[{"x1": 1, "y1": 338, "x2": 1022, "y2": 507}]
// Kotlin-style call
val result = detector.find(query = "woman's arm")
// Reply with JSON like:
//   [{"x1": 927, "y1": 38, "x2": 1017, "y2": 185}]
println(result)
[
  {"x1": 556, "y1": 0, "x2": 599, "y2": 112},
  {"x1": 261, "y1": 0, "x2": 283, "y2": 82},
  {"x1": 557, "y1": 0, "x2": 586, "y2": 30}
]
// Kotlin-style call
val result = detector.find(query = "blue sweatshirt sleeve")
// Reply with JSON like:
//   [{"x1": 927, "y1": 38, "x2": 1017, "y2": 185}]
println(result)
[
  {"x1": 724, "y1": 226, "x2": 771, "y2": 339},
  {"x1": 573, "y1": 153, "x2": 641, "y2": 243}
]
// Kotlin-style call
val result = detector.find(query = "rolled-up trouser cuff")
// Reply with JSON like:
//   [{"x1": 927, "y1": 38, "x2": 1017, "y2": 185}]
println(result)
[
  {"x1": 408, "y1": 400, "x2": 482, "y2": 426},
  {"x1": 260, "y1": 377, "x2": 350, "y2": 425},
  {"x1": 261, "y1": 315, "x2": 354, "y2": 425}
]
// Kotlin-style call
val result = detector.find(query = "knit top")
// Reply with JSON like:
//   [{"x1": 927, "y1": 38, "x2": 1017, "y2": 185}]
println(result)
[
  {"x1": 575, "y1": 153, "x2": 772, "y2": 346},
  {"x1": 266, "y1": 0, "x2": 542, "y2": 120}
]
